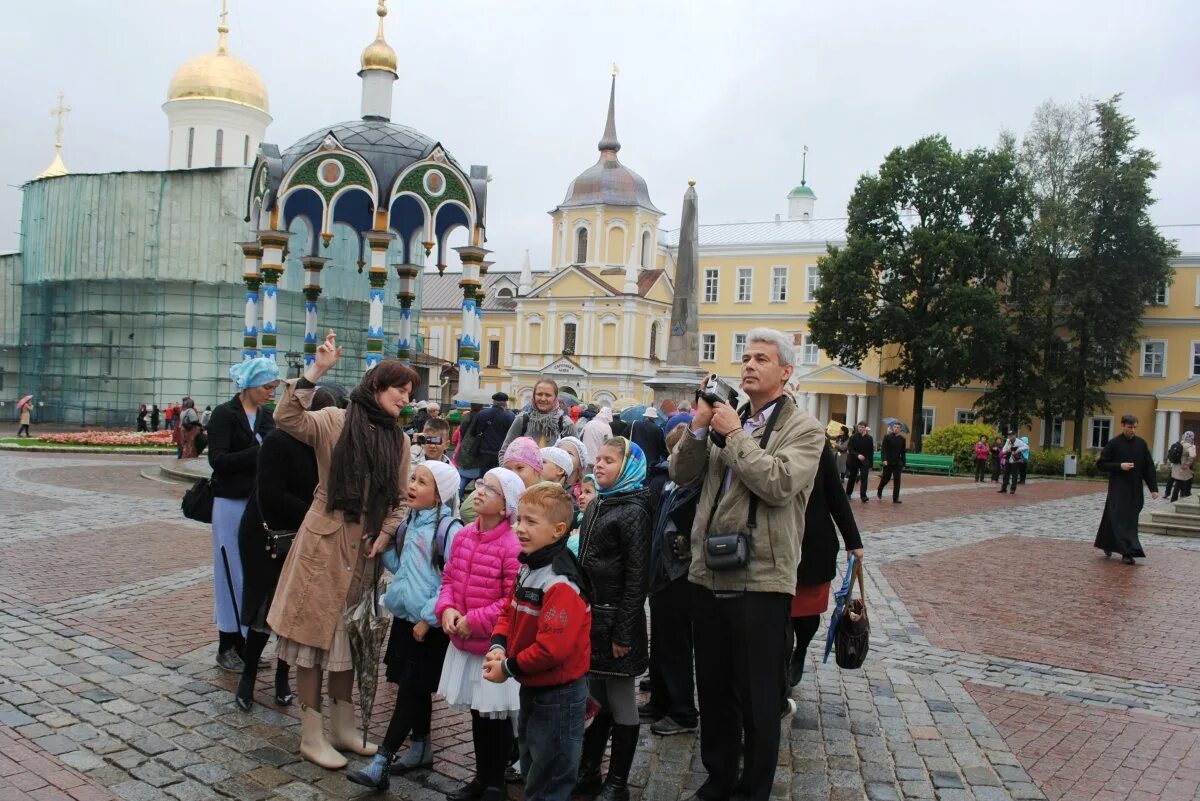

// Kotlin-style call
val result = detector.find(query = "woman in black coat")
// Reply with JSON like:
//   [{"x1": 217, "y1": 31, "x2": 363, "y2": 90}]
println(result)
[
  {"x1": 787, "y1": 440, "x2": 864, "y2": 688},
  {"x1": 576, "y1": 437, "x2": 651, "y2": 801},
  {"x1": 234, "y1": 386, "x2": 344, "y2": 711},
  {"x1": 207, "y1": 359, "x2": 279, "y2": 672}
]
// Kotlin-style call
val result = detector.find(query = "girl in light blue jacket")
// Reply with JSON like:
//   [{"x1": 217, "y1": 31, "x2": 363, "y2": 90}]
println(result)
[{"x1": 347, "y1": 461, "x2": 462, "y2": 790}]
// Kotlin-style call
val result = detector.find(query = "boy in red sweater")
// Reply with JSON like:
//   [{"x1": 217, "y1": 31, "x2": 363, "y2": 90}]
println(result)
[{"x1": 484, "y1": 483, "x2": 590, "y2": 801}]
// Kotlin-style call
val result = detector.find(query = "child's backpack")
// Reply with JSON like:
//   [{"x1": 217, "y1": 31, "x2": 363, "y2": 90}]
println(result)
[
  {"x1": 394, "y1": 515, "x2": 461, "y2": 572},
  {"x1": 1168, "y1": 441, "x2": 1184, "y2": 465}
]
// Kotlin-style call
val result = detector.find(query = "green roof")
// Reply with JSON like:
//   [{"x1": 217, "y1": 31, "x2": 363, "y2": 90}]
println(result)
[{"x1": 788, "y1": 183, "x2": 816, "y2": 198}]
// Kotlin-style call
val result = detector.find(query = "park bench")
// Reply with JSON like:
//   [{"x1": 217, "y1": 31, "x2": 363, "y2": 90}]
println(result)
[{"x1": 871, "y1": 452, "x2": 955, "y2": 475}]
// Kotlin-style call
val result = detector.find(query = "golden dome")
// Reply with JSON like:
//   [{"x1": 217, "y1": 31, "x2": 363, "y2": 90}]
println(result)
[
  {"x1": 166, "y1": 11, "x2": 269, "y2": 113},
  {"x1": 360, "y1": 1, "x2": 397, "y2": 73}
]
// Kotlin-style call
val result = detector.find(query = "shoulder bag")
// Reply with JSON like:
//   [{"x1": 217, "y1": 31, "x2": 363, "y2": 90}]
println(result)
[
  {"x1": 834, "y1": 557, "x2": 870, "y2": 669},
  {"x1": 181, "y1": 478, "x2": 214, "y2": 523}
]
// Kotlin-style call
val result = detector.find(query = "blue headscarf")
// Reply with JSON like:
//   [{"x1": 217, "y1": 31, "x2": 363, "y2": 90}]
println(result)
[
  {"x1": 229, "y1": 357, "x2": 281, "y2": 390},
  {"x1": 597, "y1": 438, "x2": 647, "y2": 496}
]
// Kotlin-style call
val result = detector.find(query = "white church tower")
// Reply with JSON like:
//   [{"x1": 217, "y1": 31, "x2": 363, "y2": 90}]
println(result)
[
  {"x1": 163, "y1": 1, "x2": 271, "y2": 170},
  {"x1": 787, "y1": 146, "x2": 817, "y2": 220}
]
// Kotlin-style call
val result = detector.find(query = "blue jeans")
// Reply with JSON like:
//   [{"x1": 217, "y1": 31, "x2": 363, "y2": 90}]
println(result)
[{"x1": 518, "y1": 678, "x2": 587, "y2": 801}]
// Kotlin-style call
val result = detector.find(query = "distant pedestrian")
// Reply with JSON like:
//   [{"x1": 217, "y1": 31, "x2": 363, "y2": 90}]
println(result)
[
  {"x1": 1094, "y1": 414, "x2": 1158, "y2": 565},
  {"x1": 150, "y1": 405, "x2": 161, "y2": 431},
  {"x1": 834, "y1": 426, "x2": 850, "y2": 478},
  {"x1": 499, "y1": 379, "x2": 578, "y2": 460},
  {"x1": 1168, "y1": 431, "x2": 1195, "y2": 502},
  {"x1": 469, "y1": 392, "x2": 516, "y2": 473},
  {"x1": 990, "y1": 436, "x2": 1003, "y2": 482},
  {"x1": 136, "y1": 404, "x2": 148, "y2": 432},
  {"x1": 631, "y1": 407, "x2": 668, "y2": 466},
  {"x1": 664, "y1": 401, "x2": 693, "y2": 432},
  {"x1": 164, "y1": 403, "x2": 176, "y2": 431},
  {"x1": 178, "y1": 398, "x2": 202, "y2": 459},
  {"x1": 16, "y1": 401, "x2": 32, "y2": 438},
  {"x1": 998, "y1": 433, "x2": 1028, "y2": 495},
  {"x1": 581, "y1": 406, "x2": 614, "y2": 471},
  {"x1": 845, "y1": 421, "x2": 874, "y2": 502},
  {"x1": 876, "y1": 422, "x2": 907, "y2": 503},
  {"x1": 201, "y1": 405, "x2": 213, "y2": 427},
  {"x1": 973, "y1": 435, "x2": 990, "y2": 482},
  {"x1": 1018, "y1": 436, "x2": 1031, "y2": 484}
]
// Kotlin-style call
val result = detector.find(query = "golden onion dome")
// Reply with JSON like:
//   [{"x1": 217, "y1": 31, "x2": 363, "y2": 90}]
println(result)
[
  {"x1": 166, "y1": 12, "x2": 269, "y2": 113},
  {"x1": 360, "y1": 1, "x2": 397, "y2": 73}
]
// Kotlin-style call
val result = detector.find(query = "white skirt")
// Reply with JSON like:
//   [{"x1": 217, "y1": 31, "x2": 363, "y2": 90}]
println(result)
[{"x1": 437, "y1": 646, "x2": 520, "y2": 719}]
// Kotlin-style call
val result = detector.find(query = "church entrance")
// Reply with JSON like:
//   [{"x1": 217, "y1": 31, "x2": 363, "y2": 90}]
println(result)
[{"x1": 559, "y1": 385, "x2": 577, "y2": 397}]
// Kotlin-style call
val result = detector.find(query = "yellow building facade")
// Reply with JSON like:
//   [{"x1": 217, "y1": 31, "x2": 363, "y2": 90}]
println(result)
[{"x1": 417, "y1": 78, "x2": 1200, "y2": 458}]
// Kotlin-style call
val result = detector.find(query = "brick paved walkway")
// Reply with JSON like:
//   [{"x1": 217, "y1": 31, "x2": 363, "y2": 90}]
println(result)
[{"x1": 0, "y1": 451, "x2": 1190, "y2": 801}]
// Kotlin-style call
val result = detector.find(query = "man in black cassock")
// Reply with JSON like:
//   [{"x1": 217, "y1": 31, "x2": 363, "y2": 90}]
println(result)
[{"x1": 1094, "y1": 414, "x2": 1158, "y2": 565}]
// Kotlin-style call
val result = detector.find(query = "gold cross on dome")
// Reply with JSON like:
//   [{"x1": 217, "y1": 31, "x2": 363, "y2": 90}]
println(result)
[
  {"x1": 50, "y1": 93, "x2": 71, "y2": 146},
  {"x1": 219, "y1": 0, "x2": 229, "y2": 30}
]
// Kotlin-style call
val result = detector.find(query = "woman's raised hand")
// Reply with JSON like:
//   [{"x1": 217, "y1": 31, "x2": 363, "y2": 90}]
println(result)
[{"x1": 305, "y1": 331, "x2": 342, "y2": 382}]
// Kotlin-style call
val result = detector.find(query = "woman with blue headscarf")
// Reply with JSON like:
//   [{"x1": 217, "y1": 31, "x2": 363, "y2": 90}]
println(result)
[
  {"x1": 207, "y1": 356, "x2": 281, "y2": 673},
  {"x1": 575, "y1": 437, "x2": 651, "y2": 801}
]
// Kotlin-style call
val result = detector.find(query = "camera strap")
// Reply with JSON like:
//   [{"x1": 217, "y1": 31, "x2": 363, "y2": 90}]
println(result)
[{"x1": 706, "y1": 395, "x2": 789, "y2": 535}]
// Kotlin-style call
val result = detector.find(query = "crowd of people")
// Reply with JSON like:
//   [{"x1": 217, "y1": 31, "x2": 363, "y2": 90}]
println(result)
[{"x1": 192, "y1": 324, "x2": 1180, "y2": 801}]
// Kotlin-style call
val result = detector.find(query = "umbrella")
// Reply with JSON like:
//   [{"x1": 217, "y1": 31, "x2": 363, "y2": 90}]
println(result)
[
  {"x1": 343, "y1": 561, "x2": 390, "y2": 749},
  {"x1": 619, "y1": 404, "x2": 660, "y2": 424},
  {"x1": 17, "y1": 395, "x2": 33, "y2": 409},
  {"x1": 557, "y1": 392, "x2": 581, "y2": 408},
  {"x1": 881, "y1": 417, "x2": 910, "y2": 434},
  {"x1": 824, "y1": 554, "x2": 858, "y2": 664},
  {"x1": 825, "y1": 419, "x2": 847, "y2": 438}
]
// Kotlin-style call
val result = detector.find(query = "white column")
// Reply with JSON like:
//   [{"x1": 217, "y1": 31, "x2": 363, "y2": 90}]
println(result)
[
  {"x1": 364, "y1": 232, "x2": 393, "y2": 370},
  {"x1": 845, "y1": 394, "x2": 858, "y2": 426},
  {"x1": 1153, "y1": 409, "x2": 1168, "y2": 463},
  {"x1": 857, "y1": 395, "x2": 869, "y2": 426},
  {"x1": 1168, "y1": 410, "x2": 1183, "y2": 450},
  {"x1": 817, "y1": 393, "x2": 830, "y2": 421},
  {"x1": 257, "y1": 231, "x2": 289, "y2": 363}
]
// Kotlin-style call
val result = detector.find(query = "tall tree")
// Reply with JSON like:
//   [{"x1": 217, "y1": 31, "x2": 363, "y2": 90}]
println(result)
[
  {"x1": 1059, "y1": 96, "x2": 1177, "y2": 452},
  {"x1": 809, "y1": 135, "x2": 1027, "y2": 451}
]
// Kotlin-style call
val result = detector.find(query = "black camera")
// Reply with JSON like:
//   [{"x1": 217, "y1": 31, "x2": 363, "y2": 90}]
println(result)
[
  {"x1": 696, "y1": 373, "x2": 738, "y2": 407},
  {"x1": 413, "y1": 434, "x2": 444, "y2": 445}
]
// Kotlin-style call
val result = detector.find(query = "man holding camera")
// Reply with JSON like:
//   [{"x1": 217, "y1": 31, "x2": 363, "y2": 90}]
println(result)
[{"x1": 669, "y1": 328, "x2": 825, "y2": 801}]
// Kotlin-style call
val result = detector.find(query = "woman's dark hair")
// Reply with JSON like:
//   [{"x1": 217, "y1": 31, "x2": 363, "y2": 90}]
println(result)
[{"x1": 372, "y1": 360, "x2": 421, "y2": 394}]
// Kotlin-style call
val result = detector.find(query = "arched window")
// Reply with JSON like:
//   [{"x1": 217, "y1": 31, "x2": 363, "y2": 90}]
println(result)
[
  {"x1": 563, "y1": 322, "x2": 577, "y2": 355},
  {"x1": 243, "y1": 134, "x2": 251, "y2": 165},
  {"x1": 641, "y1": 230, "x2": 652, "y2": 268},
  {"x1": 649, "y1": 321, "x2": 659, "y2": 360},
  {"x1": 497, "y1": 287, "x2": 513, "y2": 299},
  {"x1": 214, "y1": 129, "x2": 224, "y2": 167},
  {"x1": 575, "y1": 228, "x2": 589, "y2": 264}
]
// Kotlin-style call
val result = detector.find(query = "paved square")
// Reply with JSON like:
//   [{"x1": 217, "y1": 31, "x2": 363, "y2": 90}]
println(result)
[{"x1": 0, "y1": 450, "x2": 1192, "y2": 801}]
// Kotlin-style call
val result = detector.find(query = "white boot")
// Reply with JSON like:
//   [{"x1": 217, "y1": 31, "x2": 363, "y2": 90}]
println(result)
[
  {"x1": 299, "y1": 703, "x2": 348, "y2": 770},
  {"x1": 329, "y1": 698, "x2": 378, "y2": 756}
]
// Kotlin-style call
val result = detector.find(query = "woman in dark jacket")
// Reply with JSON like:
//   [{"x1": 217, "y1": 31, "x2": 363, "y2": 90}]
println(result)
[
  {"x1": 577, "y1": 437, "x2": 651, "y2": 801},
  {"x1": 207, "y1": 357, "x2": 279, "y2": 672},
  {"x1": 150, "y1": 405, "x2": 161, "y2": 431},
  {"x1": 235, "y1": 385, "x2": 344, "y2": 711},
  {"x1": 787, "y1": 440, "x2": 864, "y2": 689}
]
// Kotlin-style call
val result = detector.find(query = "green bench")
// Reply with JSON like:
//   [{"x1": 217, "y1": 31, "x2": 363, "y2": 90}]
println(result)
[{"x1": 871, "y1": 453, "x2": 955, "y2": 475}]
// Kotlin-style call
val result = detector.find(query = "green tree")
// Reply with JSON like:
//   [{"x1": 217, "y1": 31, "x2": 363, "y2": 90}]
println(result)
[
  {"x1": 809, "y1": 136, "x2": 1027, "y2": 451},
  {"x1": 1058, "y1": 96, "x2": 1177, "y2": 452}
]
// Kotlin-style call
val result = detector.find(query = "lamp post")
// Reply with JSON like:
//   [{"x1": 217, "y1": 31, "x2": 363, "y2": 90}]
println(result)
[{"x1": 285, "y1": 351, "x2": 304, "y2": 379}]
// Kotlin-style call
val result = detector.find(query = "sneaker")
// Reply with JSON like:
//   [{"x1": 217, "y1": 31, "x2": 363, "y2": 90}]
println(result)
[
  {"x1": 780, "y1": 698, "x2": 797, "y2": 720},
  {"x1": 216, "y1": 649, "x2": 245, "y2": 673},
  {"x1": 650, "y1": 717, "x2": 697, "y2": 736}
]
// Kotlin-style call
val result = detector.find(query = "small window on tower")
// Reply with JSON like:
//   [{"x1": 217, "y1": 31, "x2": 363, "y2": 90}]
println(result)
[
  {"x1": 186, "y1": 127, "x2": 195, "y2": 168},
  {"x1": 575, "y1": 228, "x2": 589, "y2": 264},
  {"x1": 243, "y1": 135, "x2": 250, "y2": 165},
  {"x1": 214, "y1": 129, "x2": 224, "y2": 167},
  {"x1": 563, "y1": 322, "x2": 577, "y2": 355}
]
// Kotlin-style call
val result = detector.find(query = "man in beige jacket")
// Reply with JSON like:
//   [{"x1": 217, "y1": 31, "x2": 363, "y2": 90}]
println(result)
[{"x1": 669, "y1": 328, "x2": 825, "y2": 801}]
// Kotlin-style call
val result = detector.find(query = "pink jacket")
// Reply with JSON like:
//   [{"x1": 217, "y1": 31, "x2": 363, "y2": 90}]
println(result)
[
  {"x1": 974, "y1": 442, "x2": 990, "y2": 460},
  {"x1": 435, "y1": 517, "x2": 521, "y2": 655}
]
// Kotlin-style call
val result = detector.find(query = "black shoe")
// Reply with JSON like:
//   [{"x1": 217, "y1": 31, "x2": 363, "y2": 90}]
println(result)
[
  {"x1": 595, "y1": 724, "x2": 639, "y2": 801},
  {"x1": 877, "y1": 491, "x2": 882, "y2": 500},
  {"x1": 575, "y1": 713, "x2": 611, "y2": 795},
  {"x1": 787, "y1": 657, "x2": 805, "y2": 688},
  {"x1": 861, "y1": 497, "x2": 869, "y2": 503},
  {"x1": 1104, "y1": 550, "x2": 1113, "y2": 558},
  {"x1": 1122, "y1": 555, "x2": 1136, "y2": 565},
  {"x1": 997, "y1": 489, "x2": 1007, "y2": 494},
  {"x1": 274, "y1": 691, "x2": 295, "y2": 706},
  {"x1": 893, "y1": 499, "x2": 902, "y2": 504},
  {"x1": 1009, "y1": 490, "x2": 1015, "y2": 495},
  {"x1": 447, "y1": 778, "x2": 485, "y2": 801},
  {"x1": 234, "y1": 694, "x2": 253, "y2": 712}
]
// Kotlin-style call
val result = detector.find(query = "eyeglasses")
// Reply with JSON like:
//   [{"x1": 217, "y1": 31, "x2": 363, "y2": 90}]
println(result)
[{"x1": 475, "y1": 482, "x2": 501, "y2": 498}]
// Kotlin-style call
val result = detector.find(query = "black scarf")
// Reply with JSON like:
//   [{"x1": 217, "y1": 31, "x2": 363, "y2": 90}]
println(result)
[
  {"x1": 326, "y1": 384, "x2": 405, "y2": 537},
  {"x1": 519, "y1": 537, "x2": 591, "y2": 603}
]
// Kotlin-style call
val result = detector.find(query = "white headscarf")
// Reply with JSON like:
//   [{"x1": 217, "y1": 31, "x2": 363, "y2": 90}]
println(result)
[{"x1": 484, "y1": 467, "x2": 526, "y2": 524}]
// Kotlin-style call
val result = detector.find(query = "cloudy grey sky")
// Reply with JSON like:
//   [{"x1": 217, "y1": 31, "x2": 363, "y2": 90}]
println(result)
[{"x1": 4, "y1": 0, "x2": 1198, "y2": 266}]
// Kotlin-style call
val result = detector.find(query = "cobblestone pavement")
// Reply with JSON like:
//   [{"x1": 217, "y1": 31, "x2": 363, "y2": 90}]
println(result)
[{"x1": 0, "y1": 450, "x2": 1192, "y2": 801}]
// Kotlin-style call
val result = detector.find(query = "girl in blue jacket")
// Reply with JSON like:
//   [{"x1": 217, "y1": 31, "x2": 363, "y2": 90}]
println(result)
[{"x1": 347, "y1": 461, "x2": 463, "y2": 790}]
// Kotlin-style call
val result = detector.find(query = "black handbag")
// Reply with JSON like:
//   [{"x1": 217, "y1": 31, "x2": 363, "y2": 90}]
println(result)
[
  {"x1": 181, "y1": 478, "x2": 214, "y2": 523},
  {"x1": 703, "y1": 397, "x2": 788, "y2": 572},
  {"x1": 834, "y1": 558, "x2": 870, "y2": 669},
  {"x1": 264, "y1": 525, "x2": 296, "y2": 560}
]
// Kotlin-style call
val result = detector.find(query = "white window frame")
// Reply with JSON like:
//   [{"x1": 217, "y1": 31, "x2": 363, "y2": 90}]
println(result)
[
  {"x1": 700, "y1": 333, "x2": 716, "y2": 362},
  {"x1": 1192, "y1": 341, "x2": 1200, "y2": 377},
  {"x1": 1049, "y1": 415, "x2": 1065, "y2": 448},
  {"x1": 703, "y1": 268, "x2": 719, "y2": 304},
  {"x1": 770, "y1": 266, "x2": 789, "y2": 303},
  {"x1": 732, "y1": 333, "x2": 747, "y2": 363},
  {"x1": 921, "y1": 407, "x2": 935, "y2": 437},
  {"x1": 1140, "y1": 339, "x2": 1166, "y2": 377},
  {"x1": 736, "y1": 267, "x2": 753, "y2": 303},
  {"x1": 954, "y1": 409, "x2": 976, "y2": 425},
  {"x1": 805, "y1": 265, "x2": 820, "y2": 302},
  {"x1": 800, "y1": 333, "x2": 819, "y2": 366},
  {"x1": 1089, "y1": 416, "x2": 1113, "y2": 449},
  {"x1": 1152, "y1": 282, "x2": 1169, "y2": 306}
]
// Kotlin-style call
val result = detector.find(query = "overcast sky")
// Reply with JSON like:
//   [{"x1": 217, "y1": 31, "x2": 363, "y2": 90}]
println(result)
[{"x1": 4, "y1": 0, "x2": 1198, "y2": 267}]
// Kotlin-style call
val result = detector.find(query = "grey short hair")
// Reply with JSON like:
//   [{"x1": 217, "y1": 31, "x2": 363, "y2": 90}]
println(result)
[{"x1": 745, "y1": 328, "x2": 795, "y2": 367}]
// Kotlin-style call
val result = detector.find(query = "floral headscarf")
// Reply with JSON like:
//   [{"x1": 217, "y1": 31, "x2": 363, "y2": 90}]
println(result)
[{"x1": 597, "y1": 437, "x2": 647, "y2": 496}]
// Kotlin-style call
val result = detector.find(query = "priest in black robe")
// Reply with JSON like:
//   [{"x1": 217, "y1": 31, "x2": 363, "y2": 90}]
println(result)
[{"x1": 1094, "y1": 414, "x2": 1159, "y2": 564}]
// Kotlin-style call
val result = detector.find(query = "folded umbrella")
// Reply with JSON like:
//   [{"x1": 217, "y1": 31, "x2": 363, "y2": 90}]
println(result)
[{"x1": 343, "y1": 561, "x2": 390, "y2": 749}]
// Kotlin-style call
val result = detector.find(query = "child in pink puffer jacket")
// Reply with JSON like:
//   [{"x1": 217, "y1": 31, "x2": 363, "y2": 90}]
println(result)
[{"x1": 435, "y1": 467, "x2": 524, "y2": 801}]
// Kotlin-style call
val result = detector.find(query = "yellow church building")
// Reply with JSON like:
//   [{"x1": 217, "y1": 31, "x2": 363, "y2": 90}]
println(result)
[{"x1": 417, "y1": 78, "x2": 1200, "y2": 461}]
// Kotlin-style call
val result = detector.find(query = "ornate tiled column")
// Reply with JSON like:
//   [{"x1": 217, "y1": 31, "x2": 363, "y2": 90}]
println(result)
[
  {"x1": 364, "y1": 230, "x2": 394, "y2": 369},
  {"x1": 238, "y1": 241, "x2": 263, "y2": 361},
  {"x1": 454, "y1": 245, "x2": 490, "y2": 396},
  {"x1": 257, "y1": 231, "x2": 290, "y2": 361},
  {"x1": 301, "y1": 256, "x2": 328, "y2": 366},
  {"x1": 394, "y1": 262, "x2": 419, "y2": 363}
]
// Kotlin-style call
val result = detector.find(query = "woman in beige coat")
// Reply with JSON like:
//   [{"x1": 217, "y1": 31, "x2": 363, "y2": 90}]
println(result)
[{"x1": 268, "y1": 331, "x2": 417, "y2": 770}]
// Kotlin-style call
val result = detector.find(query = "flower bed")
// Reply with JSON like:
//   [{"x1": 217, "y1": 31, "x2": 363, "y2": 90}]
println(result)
[{"x1": 37, "y1": 430, "x2": 176, "y2": 447}]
